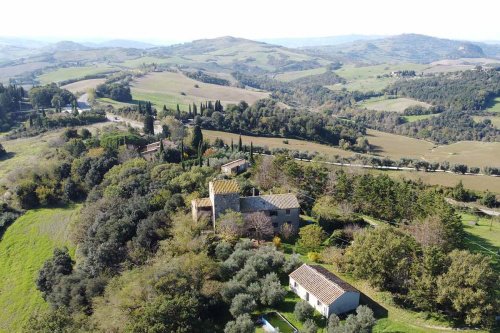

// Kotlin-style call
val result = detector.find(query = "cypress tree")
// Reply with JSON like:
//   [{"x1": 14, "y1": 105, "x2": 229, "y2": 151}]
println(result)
[
  {"x1": 176, "y1": 104, "x2": 180, "y2": 112},
  {"x1": 143, "y1": 114, "x2": 154, "y2": 135},
  {"x1": 191, "y1": 125, "x2": 203, "y2": 150},
  {"x1": 238, "y1": 135, "x2": 242, "y2": 152},
  {"x1": 158, "y1": 140, "x2": 165, "y2": 162},
  {"x1": 231, "y1": 138, "x2": 234, "y2": 152},
  {"x1": 163, "y1": 104, "x2": 167, "y2": 111},
  {"x1": 250, "y1": 142, "x2": 254, "y2": 163}
]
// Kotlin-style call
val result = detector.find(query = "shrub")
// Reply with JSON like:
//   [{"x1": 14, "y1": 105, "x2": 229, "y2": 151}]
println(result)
[
  {"x1": 215, "y1": 241, "x2": 233, "y2": 261},
  {"x1": 224, "y1": 314, "x2": 254, "y2": 333},
  {"x1": 298, "y1": 224, "x2": 326, "y2": 250},
  {"x1": 294, "y1": 301, "x2": 314, "y2": 322},
  {"x1": 229, "y1": 293, "x2": 256, "y2": 318},
  {"x1": 307, "y1": 252, "x2": 320, "y2": 262},
  {"x1": 273, "y1": 236, "x2": 282, "y2": 248},
  {"x1": 301, "y1": 319, "x2": 318, "y2": 333}
]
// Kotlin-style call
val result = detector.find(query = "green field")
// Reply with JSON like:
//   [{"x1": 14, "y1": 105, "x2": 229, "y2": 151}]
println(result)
[
  {"x1": 360, "y1": 97, "x2": 431, "y2": 113},
  {"x1": 329, "y1": 63, "x2": 428, "y2": 92},
  {"x1": 403, "y1": 114, "x2": 437, "y2": 122},
  {"x1": 460, "y1": 212, "x2": 499, "y2": 269},
  {"x1": 38, "y1": 65, "x2": 117, "y2": 84},
  {"x1": 0, "y1": 206, "x2": 79, "y2": 332},
  {"x1": 131, "y1": 71, "x2": 269, "y2": 110},
  {"x1": 274, "y1": 67, "x2": 327, "y2": 82}
]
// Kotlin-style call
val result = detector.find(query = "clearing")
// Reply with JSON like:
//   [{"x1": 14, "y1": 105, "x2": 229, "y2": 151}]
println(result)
[
  {"x1": 485, "y1": 97, "x2": 500, "y2": 114},
  {"x1": 460, "y1": 212, "x2": 499, "y2": 270},
  {"x1": 360, "y1": 97, "x2": 431, "y2": 113},
  {"x1": 130, "y1": 71, "x2": 269, "y2": 110},
  {"x1": 0, "y1": 205, "x2": 79, "y2": 333},
  {"x1": 61, "y1": 78, "x2": 106, "y2": 94}
]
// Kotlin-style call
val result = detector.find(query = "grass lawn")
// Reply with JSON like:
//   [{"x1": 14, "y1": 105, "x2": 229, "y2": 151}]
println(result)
[
  {"x1": 473, "y1": 115, "x2": 500, "y2": 128},
  {"x1": 460, "y1": 212, "x2": 499, "y2": 270},
  {"x1": 0, "y1": 205, "x2": 80, "y2": 333}
]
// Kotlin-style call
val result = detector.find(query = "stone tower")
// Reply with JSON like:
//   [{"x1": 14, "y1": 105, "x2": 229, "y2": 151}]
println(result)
[{"x1": 209, "y1": 179, "x2": 240, "y2": 225}]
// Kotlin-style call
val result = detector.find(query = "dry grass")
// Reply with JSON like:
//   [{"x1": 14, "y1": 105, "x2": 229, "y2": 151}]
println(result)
[
  {"x1": 61, "y1": 78, "x2": 106, "y2": 93},
  {"x1": 131, "y1": 71, "x2": 269, "y2": 110},
  {"x1": 367, "y1": 130, "x2": 500, "y2": 168},
  {"x1": 361, "y1": 97, "x2": 431, "y2": 113},
  {"x1": 202, "y1": 129, "x2": 354, "y2": 158},
  {"x1": 38, "y1": 65, "x2": 116, "y2": 84}
]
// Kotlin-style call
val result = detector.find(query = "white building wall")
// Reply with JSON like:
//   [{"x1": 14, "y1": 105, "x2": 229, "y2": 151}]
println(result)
[
  {"x1": 328, "y1": 291, "x2": 360, "y2": 316},
  {"x1": 290, "y1": 277, "x2": 360, "y2": 318},
  {"x1": 289, "y1": 277, "x2": 329, "y2": 317}
]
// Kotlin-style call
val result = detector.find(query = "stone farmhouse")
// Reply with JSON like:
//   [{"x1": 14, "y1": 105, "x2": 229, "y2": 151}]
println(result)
[
  {"x1": 289, "y1": 264, "x2": 360, "y2": 317},
  {"x1": 191, "y1": 179, "x2": 300, "y2": 232},
  {"x1": 140, "y1": 139, "x2": 176, "y2": 161},
  {"x1": 221, "y1": 159, "x2": 249, "y2": 175}
]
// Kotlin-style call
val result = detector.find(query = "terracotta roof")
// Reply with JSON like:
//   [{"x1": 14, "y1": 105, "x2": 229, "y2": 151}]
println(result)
[
  {"x1": 289, "y1": 264, "x2": 358, "y2": 305},
  {"x1": 193, "y1": 197, "x2": 212, "y2": 207},
  {"x1": 211, "y1": 180, "x2": 240, "y2": 194},
  {"x1": 240, "y1": 194, "x2": 299, "y2": 212},
  {"x1": 221, "y1": 159, "x2": 248, "y2": 168}
]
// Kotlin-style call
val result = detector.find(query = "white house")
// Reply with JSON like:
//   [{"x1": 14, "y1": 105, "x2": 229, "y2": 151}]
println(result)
[
  {"x1": 289, "y1": 264, "x2": 360, "y2": 318},
  {"x1": 220, "y1": 159, "x2": 249, "y2": 175}
]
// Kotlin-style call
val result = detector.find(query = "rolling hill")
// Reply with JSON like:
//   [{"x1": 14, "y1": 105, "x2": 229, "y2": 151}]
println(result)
[{"x1": 306, "y1": 34, "x2": 500, "y2": 64}]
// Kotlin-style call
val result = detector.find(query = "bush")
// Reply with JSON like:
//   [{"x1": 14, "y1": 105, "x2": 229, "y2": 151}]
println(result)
[
  {"x1": 480, "y1": 192, "x2": 497, "y2": 208},
  {"x1": 273, "y1": 236, "x2": 282, "y2": 248},
  {"x1": 294, "y1": 301, "x2": 314, "y2": 322},
  {"x1": 0, "y1": 143, "x2": 6, "y2": 158},
  {"x1": 298, "y1": 224, "x2": 326, "y2": 250},
  {"x1": 229, "y1": 293, "x2": 256, "y2": 318},
  {"x1": 215, "y1": 241, "x2": 233, "y2": 261},
  {"x1": 224, "y1": 314, "x2": 254, "y2": 333},
  {"x1": 301, "y1": 319, "x2": 318, "y2": 333},
  {"x1": 307, "y1": 252, "x2": 320, "y2": 262}
]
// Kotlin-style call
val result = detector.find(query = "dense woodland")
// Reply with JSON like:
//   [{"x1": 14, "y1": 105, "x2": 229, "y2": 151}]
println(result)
[
  {"x1": 386, "y1": 69, "x2": 500, "y2": 111},
  {"x1": 0, "y1": 84, "x2": 24, "y2": 131}
]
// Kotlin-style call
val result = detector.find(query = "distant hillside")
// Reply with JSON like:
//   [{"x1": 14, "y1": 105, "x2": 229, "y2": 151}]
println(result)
[
  {"x1": 306, "y1": 34, "x2": 500, "y2": 64},
  {"x1": 148, "y1": 36, "x2": 326, "y2": 73},
  {"x1": 41, "y1": 41, "x2": 90, "y2": 52},
  {"x1": 261, "y1": 34, "x2": 384, "y2": 48},
  {"x1": 84, "y1": 39, "x2": 157, "y2": 49}
]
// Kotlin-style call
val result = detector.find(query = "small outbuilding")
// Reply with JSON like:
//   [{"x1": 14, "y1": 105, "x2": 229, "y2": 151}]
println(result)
[
  {"x1": 221, "y1": 159, "x2": 249, "y2": 175},
  {"x1": 289, "y1": 264, "x2": 360, "y2": 317}
]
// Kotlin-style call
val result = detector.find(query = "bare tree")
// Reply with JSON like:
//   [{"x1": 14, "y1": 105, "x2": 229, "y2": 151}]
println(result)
[
  {"x1": 406, "y1": 215, "x2": 446, "y2": 248},
  {"x1": 217, "y1": 210, "x2": 245, "y2": 241},
  {"x1": 245, "y1": 212, "x2": 274, "y2": 243},
  {"x1": 280, "y1": 223, "x2": 297, "y2": 241},
  {"x1": 254, "y1": 156, "x2": 286, "y2": 191}
]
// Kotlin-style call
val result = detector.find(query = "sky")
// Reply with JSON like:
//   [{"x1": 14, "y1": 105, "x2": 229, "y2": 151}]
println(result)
[{"x1": 2, "y1": 0, "x2": 499, "y2": 43}]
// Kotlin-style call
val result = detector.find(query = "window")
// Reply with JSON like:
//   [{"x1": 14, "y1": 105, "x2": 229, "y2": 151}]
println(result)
[
  {"x1": 317, "y1": 300, "x2": 321, "y2": 306},
  {"x1": 286, "y1": 209, "x2": 291, "y2": 215},
  {"x1": 294, "y1": 281, "x2": 298, "y2": 287},
  {"x1": 272, "y1": 222, "x2": 278, "y2": 228},
  {"x1": 269, "y1": 210, "x2": 278, "y2": 216},
  {"x1": 306, "y1": 292, "x2": 309, "y2": 301}
]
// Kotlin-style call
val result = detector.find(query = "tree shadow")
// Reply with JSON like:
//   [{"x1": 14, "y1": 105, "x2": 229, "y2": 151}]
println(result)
[
  {"x1": 0, "y1": 152, "x2": 16, "y2": 162},
  {"x1": 360, "y1": 291, "x2": 388, "y2": 319}
]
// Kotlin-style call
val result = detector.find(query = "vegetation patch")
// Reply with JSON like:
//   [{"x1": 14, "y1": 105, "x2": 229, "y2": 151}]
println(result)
[{"x1": 0, "y1": 206, "x2": 79, "y2": 332}]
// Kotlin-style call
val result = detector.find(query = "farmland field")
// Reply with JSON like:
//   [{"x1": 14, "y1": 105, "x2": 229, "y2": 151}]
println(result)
[
  {"x1": 274, "y1": 67, "x2": 327, "y2": 82},
  {"x1": 203, "y1": 129, "x2": 500, "y2": 193},
  {"x1": 61, "y1": 78, "x2": 106, "y2": 93},
  {"x1": 38, "y1": 65, "x2": 117, "y2": 84},
  {"x1": 131, "y1": 71, "x2": 269, "y2": 110},
  {"x1": 360, "y1": 97, "x2": 431, "y2": 113},
  {"x1": 0, "y1": 206, "x2": 79, "y2": 333},
  {"x1": 403, "y1": 114, "x2": 437, "y2": 122}
]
